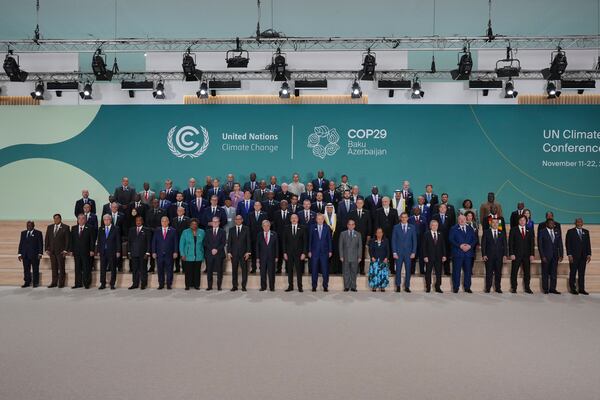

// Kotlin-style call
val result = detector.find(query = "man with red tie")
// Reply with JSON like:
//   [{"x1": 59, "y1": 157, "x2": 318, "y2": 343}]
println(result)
[
  {"x1": 138, "y1": 182, "x2": 156, "y2": 206},
  {"x1": 409, "y1": 207, "x2": 427, "y2": 275},
  {"x1": 508, "y1": 214, "x2": 535, "y2": 293},
  {"x1": 151, "y1": 216, "x2": 178, "y2": 290},
  {"x1": 256, "y1": 220, "x2": 279, "y2": 291}
]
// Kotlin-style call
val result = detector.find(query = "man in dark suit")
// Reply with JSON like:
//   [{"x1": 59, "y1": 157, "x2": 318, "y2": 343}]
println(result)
[
  {"x1": 204, "y1": 216, "x2": 227, "y2": 290},
  {"x1": 282, "y1": 214, "x2": 307, "y2": 292},
  {"x1": 299, "y1": 182, "x2": 316, "y2": 204},
  {"x1": 128, "y1": 216, "x2": 151, "y2": 289},
  {"x1": 171, "y1": 207, "x2": 190, "y2": 273},
  {"x1": 182, "y1": 177, "x2": 198, "y2": 204},
  {"x1": 538, "y1": 219, "x2": 564, "y2": 294},
  {"x1": 163, "y1": 179, "x2": 179, "y2": 203},
  {"x1": 268, "y1": 175, "x2": 281, "y2": 193},
  {"x1": 69, "y1": 214, "x2": 95, "y2": 289},
  {"x1": 189, "y1": 188, "x2": 208, "y2": 221},
  {"x1": 256, "y1": 220, "x2": 279, "y2": 291},
  {"x1": 413, "y1": 196, "x2": 431, "y2": 225},
  {"x1": 509, "y1": 202, "x2": 526, "y2": 228},
  {"x1": 409, "y1": 207, "x2": 427, "y2": 275},
  {"x1": 207, "y1": 178, "x2": 226, "y2": 206},
  {"x1": 223, "y1": 174, "x2": 236, "y2": 195},
  {"x1": 347, "y1": 198, "x2": 371, "y2": 275},
  {"x1": 261, "y1": 191, "x2": 280, "y2": 221},
  {"x1": 248, "y1": 202, "x2": 269, "y2": 273},
  {"x1": 236, "y1": 191, "x2": 255, "y2": 225},
  {"x1": 151, "y1": 216, "x2": 178, "y2": 289},
  {"x1": 422, "y1": 220, "x2": 446, "y2": 293},
  {"x1": 431, "y1": 204, "x2": 454, "y2": 276},
  {"x1": 113, "y1": 177, "x2": 136, "y2": 219},
  {"x1": 538, "y1": 212, "x2": 562, "y2": 237},
  {"x1": 146, "y1": 199, "x2": 165, "y2": 273},
  {"x1": 482, "y1": 205, "x2": 506, "y2": 231},
  {"x1": 202, "y1": 176, "x2": 212, "y2": 200},
  {"x1": 101, "y1": 195, "x2": 117, "y2": 217},
  {"x1": 44, "y1": 214, "x2": 70, "y2": 288},
  {"x1": 287, "y1": 194, "x2": 300, "y2": 215},
  {"x1": 243, "y1": 172, "x2": 259, "y2": 194},
  {"x1": 431, "y1": 193, "x2": 456, "y2": 227},
  {"x1": 391, "y1": 212, "x2": 418, "y2": 292},
  {"x1": 74, "y1": 189, "x2": 96, "y2": 217},
  {"x1": 129, "y1": 193, "x2": 148, "y2": 223},
  {"x1": 201, "y1": 195, "x2": 227, "y2": 229},
  {"x1": 158, "y1": 191, "x2": 172, "y2": 211},
  {"x1": 311, "y1": 192, "x2": 326, "y2": 214},
  {"x1": 372, "y1": 197, "x2": 399, "y2": 273},
  {"x1": 566, "y1": 218, "x2": 592, "y2": 295},
  {"x1": 324, "y1": 181, "x2": 339, "y2": 209},
  {"x1": 18, "y1": 221, "x2": 43, "y2": 288},
  {"x1": 364, "y1": 186, "x2": 382, "y2": 211},
  {"x1": 228, "y1": 215, "x2": 252, "y2": 291},
  {"x1": 277, "y1": 183, "x2": 292, "y2": 203},
  {"x1": 449, "y1": 214, "x2": 478, "y2": 293},
  {"x1": 308, "y1": 214, "x2": 332, "y2": 291},
  {"x1": 298, "y1": 199, "x2": 316, "y2": 227},
  {"x1": 82, "y1": 203, "x2": 98, "y2": 270},
  {"x1": 167, "y1": 192, "x2": 189, "y2": 220},
  {"x1": 337, "y1": 190, "x2": 355, "y2": 228},
  {"x1": 311, "y1": 170, "x2": 329, "y2": 193},
  {"x1": 139, "y1": 182, "x2": 156, "y2": 206},
  {"x1": 104, "y1": 202, "x2": 125, "y2": 272},
  {"x1": 97, "y1": 214, "x2": 121, "y2": 290},
  {"x1": 253, "y1": 180, "x2": 269, "y2": 202},
  {"x1": 400, "y1": 181, "x2": 414, "y2": 213},
  {"x1": 509, "y1": 214, "x2": 535, "y2": 293},
  {"x1": 422, "y1": 184, "x2": 438, "y2": 209},
  {"x1": 272, "y1": 200, "x2": 291, "y2": 273},
  {"x1": 481, "y1": 217, "x2": 508, "y2": 293}
]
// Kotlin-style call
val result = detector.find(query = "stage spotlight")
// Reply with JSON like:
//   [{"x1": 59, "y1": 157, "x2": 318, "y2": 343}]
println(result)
[
  {"x1": 30, "y1": 80, "x2": 44, "y2": 100},
  {"x1": 541, "y1": 47, "x2": 568, "y2": 80},
  {"x1": 270, "y1": 49, "x2": 290, "y2": 81},
  {"x1": 451, "y1": 47, "x2": 473, "y2": 80},
  {"x1": 279, "y1": 82, "x2": 291, "y2": 99},
  {"x1": 358, "y1": 49, "x2": 376, "y2": 81},
  {"x1": 3, "y1": 51, "x2": 28, "y2": 82},
  {"x1": 92, "y1": 49, "x2": 113, "y2": 81},
  {"x1": 196, "y1": 81, "x2": 208, "y2": 98},
  {"x1": 351, "y1": 80, "x2": 362, "y2": 98},
  {"x1": 79, "y1": 81, "x2": 93, "y2": 100},
  {"x1": 546, "y1": 81, "x2": 561, "y2": 99},
  {"x1": 504, "y1": 80, "x2": 518, "y2": 98},
  {"x1": 153, "y1": 80, "x2": 165, "y2": 99},
  {"x1": 182, "y1": 49, "x2": 202, "y2": 81},
  {"x1": 411, "y1": 78, "x2": 424, "y2": 99},
  {"x1": 226, "y1": 37, "x2": 250, "y2": 68}
]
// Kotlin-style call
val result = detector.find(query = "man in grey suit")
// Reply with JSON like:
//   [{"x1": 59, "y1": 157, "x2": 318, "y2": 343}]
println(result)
[
  {"x1": 339, "y1": 219, "x2": 363, "y2": 292},
  {"x1": 139, "y1": 182, "x2": 156, "y2": 206}
]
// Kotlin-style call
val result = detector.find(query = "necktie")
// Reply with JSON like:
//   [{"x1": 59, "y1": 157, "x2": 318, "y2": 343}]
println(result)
[
  {"x1": 179, "y1": 216, "x2": 182, "y2": 222},
  {"x1": 318, "y1": 225, "x2": 322, "y2": 239},
  {"x1": 256, "y1": 212, "x2": 259, "y2": 220},
  {"x1": 521, "y1": 227, "x2": 525, "y2": 238},
  {"x1": 293, "y1": 226, "x2": 297, "y2": 236},
  {"x1": 160, "y1": 200, "x2": 164, "y2": 208},
  {"x1": 416, "y1": 216, "x2": 419, "y2": 222},
  {"x1": 358, "y1": 210, "x2": 362, "y2": 218},
  {"x1": 237, "y1": 226, "x2": 241, "y2": 236},
  {"x1": 54, "y1": 225, "x2": 58, "y2": 235},
  {"x1": 441, "y1": 215, "x2": 445, "y2": 224},
  {"x1": 305, "y1": 211, "x2": 309, "y2": 220},
  {"x1": 83, "y1": 198, "x2": 87, "y2": 204},
  {"x1": 79, "y1": 226, "x2": 83, "y2": 237},
  {"x1": 212, "y1": 207, "x2": 216, "y2": 214},
  {"x1": 350, "y1": 230, "x2": 354, "y2": 238},
  {"x1": 550, "y1": 230, "x2": 555, "y2": 242},
  {"x1": 105, "y1": 226, "x2": 109, "y2": 238},
  {"x1": 27, "y1": 231, "x2": 31, "y2": 238},
  {"x1": 214, "y1": 228, "x2": 217, "y2": 236},
  {"x1": 137, "y1": 227, "x2": 141, "y2": 235},
  {"x1": 245, "y1": 201, "x2": 249, "y2": 211},
  {"x1": 283, "y1": 211, "x2": 287, "y2": 219},
  {"x1": 461, "y1": 226, "x2": 465, "y2": 233},
  {"x1": 433, "y1": 232, "x2": 437, "y2": 242},
  {"x1": 578, "y1": 229, "x2": 582, "y2": 239},
  {"x1": 493, "y1": 230, "x2": 497, "y2": 240},
  {"x1": 404, "y1": 191, "x2": 407, "y2": 198},
  {"x1": 403, "y1": 225, "x2": 406, "y2": 233},
  {"x1": 264, "y1": 232, "x2": 269, "y2": 244},
  {"x1": 145, "y1": 191, "x2": 149, "y2": 200}
]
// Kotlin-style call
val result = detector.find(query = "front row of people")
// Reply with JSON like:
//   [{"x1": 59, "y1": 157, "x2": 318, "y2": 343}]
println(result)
[{"x1": 18, "y1": 212, "x2": 592, "y2": 294}]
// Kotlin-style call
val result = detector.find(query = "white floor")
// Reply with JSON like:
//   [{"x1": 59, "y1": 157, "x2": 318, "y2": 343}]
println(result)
[{"x1": 1, "y1": 287, "x2": 599, "y2": 400}]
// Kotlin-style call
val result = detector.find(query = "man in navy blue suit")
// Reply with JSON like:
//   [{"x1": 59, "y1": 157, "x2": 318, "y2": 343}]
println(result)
[
  {"x1": 17, "y1": 221, "x2": 43, "y2": 288},
  {"x1": 311, "y1": 170, "x2": 329, "y2": 193},
  {"x1": 566, "y1": 218, "x2": 592, "y2": 295},
  {"x1": 152, "y1": 216, "x2": 178, "y2": 289},
  {"x1": 201, "y1": 195, "x2": 227, "y2": 229},
  {"x1": 207, "y1": 178, "x2": 226, "y2": 206},
  {"x1": 481, "y1": 217, "x2": 508, "y2": 293},
  {"x1": 168, "y1": 192, "x2": 189, "y2": 219},
  {"x1": 189, "y1": 188, "x2": 208, "y2": 221},
  {"x1": 82, "y1": 203, "x2": 98, "y2": 270},
  {"x1": 163, "y1": 179, "x2": 179, "y2": 203},
  {"x1": 308, "y1": 214, "x2": 332, "y2": 291},
  {"x1": 409, "y1": 207, "x2": 427, "y2": 275},
  {"x1": 256, "y1": 220, "x2": 279, "y2": 291},
  {"x1": 236, "y1": 190, "x2": 255, "y2": 225},
  {"x1": 337, "y1": 189, "x2": 355, "y2": 228},
  {"x1": 449, "y1": 214, "x2": 478, "y2": 293},
  {"x1": 74, "y1": 189, "x2": 96, "y2": 217},
  {"x1": 298, "y1": 199, "x2": 316, "y2": 227},
  {"x1": 392, "y1": 212, "x2": 417, "y2": 292},
  {"x1": 158, "y1": 191, "x2": 172, "y2": 211},
  {"x1": 413, "y1": 196, "x2": 431, "y2": 224},
  {"x1": 97, "y1": 214, "x2": 121, "y2": 290},
  {"x1": 182, "y1": 177, "x2": 198, "y2": 204},
  {"x1": 538, "y1": 219, "x2": 564, "y2": 294},
  {"x1": 204, "y1": 216, "x2": 227, "y2": 290}
]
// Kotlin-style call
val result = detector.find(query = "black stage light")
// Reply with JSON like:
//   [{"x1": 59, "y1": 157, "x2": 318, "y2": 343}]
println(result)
[
  {"x1": 92, "y1": 49, "x2": 113, "y2": 81},
  {"x1": 358, "y1": 49, "x2": 376, "y2": 81},
  {"x1": 182, "y1": 49, "x2": 202, "y2": 81},
  {"x1": 226, "y1": 37, "x2": 250, "y2": 68},
  {"x1": 3, "y1": 52, "x2": 28, "y2": 82},
  {"x1": 411, "y1": 78, "x2": 424, "y2": 99},
  {"x1": 504, "y1": 80, "x2": 518, "y2": 98},
  {"x1": 546, "y1": 81, "x2": 561, "y2": 99},
  {"x1": 196, "y1": 81, "x2": 208, "y2": 98},
  {"x1": 153, "y1": 80, "x2": 165, "y2": 99},
  {"x1": 279, "y1": 81, "x2": 291, "y2": 98},
  {"x1": 79, "y1": 81, "x2": 93, "y2": 100},
  {"x1": 541, "y1": 47, "x2": 568, "y2": 80},
  {"x1": 30, "y1": 80, "x2": 44, "y2": 100},
  {"x1": 350, "y1": 80, "x2": 362, "y2": 98},
  {"x1": 495, "y1": 47, "x2": 521, "y2": 77},
  {"x1": 270, "y1": 49, "x2": 290, "y2": 81},
  {"x1": 451, "y1": 47, "x2": 473, "y2": 80}
]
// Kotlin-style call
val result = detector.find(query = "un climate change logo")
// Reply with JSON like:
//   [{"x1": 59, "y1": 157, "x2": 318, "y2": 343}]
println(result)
[
  {"x1": 167, "y1": 125, "x2": 209, "y2": 158},
  {"x1": 307, "y1": 125, "x2": 340, "y2": 159}
]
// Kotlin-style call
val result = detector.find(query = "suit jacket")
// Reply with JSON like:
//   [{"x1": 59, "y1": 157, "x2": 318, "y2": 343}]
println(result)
[
  {"x1": 412, "y1": 204, "x2": 431, "y2": 224},
  {"x1": 236, "y1": 199, "x2": 256, "y2": 224},
  {"x1": 201, "y1": 206, "x2": 227, "y2": 229},
  {"x1": 248, "y1": 211, "x2": 269, "y2": 240},
  {"x1": 102, "y1": 211, "x2": 125, "y2": 234},
  {"x1": 261, "y1": 199, "x2": 280, "y2": 220},
  {"x1": 129, "y1": 201, "x2": 148, "y2": 221},
  {"x1": 482, "y1": 215, "x2": 506, "y2": 231},
  {"x1": 69, "y1": 225, "x2": 94, "y2": 256},
  {"x1": 182, "y1": 187, "x2": 198, "y2": 204},
  {"x1": 538, "y1": 227, "x2": 564, "y2": 260},
  {"x1": 171, "y1": 216, "x2": 191, "y2": 239},
  {"x1": 96, "y1": 225, "x2": 121, "y2": 256},
  {"x1": 243, "y1": 180, "x2": 259, "y2": 193},
  {"x1": 276, "y1": 190, "x2": 292, "y2": 203},
  {"x1": 102, "y1": 202, "x2": 114, "y2": 218},
  {"x1": 347, "y1": 209, "x2": 371, "y2": 242},
  {"x1": 74, "y1": 198, "x2": 96, "y2": 217},
  {"x1": 152, "y1": 227, "x2": 178, "y2": 258},
  {"x1": 256, "y1": 230, "x2": 279, "y2": 263},
  {"x1": 299, "y1": 191, "x2": 316, "y2": 204},
  {"x1": 364, "y1": 194, "x2": 382, "y2": 211},
  {"x1": 538, "y1": 221, "x2": 562, "y2": 238},
  {"x1": 18, "y1": 229, "x2": 43, "y2": 259},
  {"x1": 179, "y1": 228, "x2": 206, "y2": 261},
  {"x1": 311, "y1": 201, "x2": 326, "y2": 214},
  {"x1": 311, "y1": 178, "x2": 329, "y2": 192},
  {"x1": 339, "y1": 230, "x2": 362, "y2": 262},
  {"x1": 422, "y1": 193, "x2": 438, "y2": 208},
  {"x1": 272, "y1": 209, "x2": 291, "y2": 234},
  {"x1": 163, "y1": 188, "x2": 179, "y2": 203},
  {"x1": 308, "y1": 224, "x2": 332, "y2": 257},
  {"x1": 252, "y1": 189, "x2": 269, "y2": 202},
  {"x1": 44, "y1": 223, "x2": 70, "y2": 253},
  {"x1": 566, "y1": 227, "x2": 591, "y2": 259},
  {"x1": 227, "y1": 225, "x2": 251, "y2": 257},
  {"x1": 508, "y1": 225, "x2": 535, "y2": 258},
  {"x1": 372, "y1": 208, "x2": 399, "y2": 236},
  {"x1": 128, "y1": 226, "x2": 151, "y2": 258},
  {"x1": 168, "y1": 201, "x2": 189, "y2": 219},
  {"x1": 391, "y1": 224, "x2": 417, "y2": 256},
  {"x1": 207, "y1": 187, "x2": 226, "y2": 206},
  {"x1": 422, "y1": 230, "x2": 446, "y2": 262},
  {"x1": 510, "y1": 210, "x2": 525, "y2": 228},
  {"x1": 84, "y1": 213, "x2": 99, "y2": 237},
  {"x1": 113, "y1": 186, "x2": 136, "y2": 208},
  {"x1": 282, "y1": 225, "x2": 307, "y2": 258},
  {"x1": 449, "y1": 224, "x2": 477, "y2": 258},
  {"x1": 401, "y1": 189, "x2": 414, "y2": 212},
  {"x1": 324, "y1": 190, "x2": 340, "y2": 207},
  {"x1": 481, "y1": 229, "x2": 508, "y2": 260},
  {"x1": 189, "y1": 197, "x2": 209, "y2": 220},
  {"x1": 204, "y1": 227, "x2": 227, "y2": 259},
  {"x1": 432, "y1": 203, "x2": 456, "y2": 226},
  {"x1": 288, "y1": 203, "x2": 300, "y2": 215},
  {"x1": 139, "y1": 190, "x2": 156, "y2": 205},
  {"x1": 368, "y1": 238, "x2": 389, "y2": 261},
  {"x1": 158, "y1": 199, "x2": 172, "y2": 211},
  {"x1": 408, "y1": 215, "x2": 427, "y2": 240},
  {"x1": 298, "y1": 209, "x2": 316, "y2": 227},
  {"x1": 431, "y1": 213, "x2": 453, "y2": 243},
  {"x1": 146, "y1": 207, "x2": 166, "y2": 229},
  {"x1": 268, "y1": 184, "x2": 282, "y2": 193},
  {"x1": 337, "y1": 199, "x2": 356, "y2": 227}
]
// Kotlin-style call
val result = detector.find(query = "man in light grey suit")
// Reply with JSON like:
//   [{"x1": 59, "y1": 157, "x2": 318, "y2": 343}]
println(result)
[
  {"x1": 339, "y1": 218, "x2": 363, "y2": 292},
  {"x1": 139, "y1": 182, "x2": 156, "y2": 206}
]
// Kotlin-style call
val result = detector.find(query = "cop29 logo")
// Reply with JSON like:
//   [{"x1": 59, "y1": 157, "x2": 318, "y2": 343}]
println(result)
[
  {"x1": 167, "y1": 125, "x2": 209, "y2": 158},
  {"x1": 307, "y1": 125, "x2": 340, "y2": 159}
]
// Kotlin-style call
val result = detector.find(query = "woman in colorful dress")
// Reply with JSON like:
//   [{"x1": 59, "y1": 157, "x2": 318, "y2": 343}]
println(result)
[{"x1": 368, "y1": 227, "x2": 390, "y2": 292}]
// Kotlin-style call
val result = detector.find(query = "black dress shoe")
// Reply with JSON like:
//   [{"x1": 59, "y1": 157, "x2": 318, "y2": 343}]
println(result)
[
  {"x1": 496, "y1": 289, "x2": 503, "y2": 294},
  {"x1": 195, "y1": 287, "x2": 200, "y2": 290},
  {"x1": 426, "y1": 288, "x2": 431, "y2": 293},
  {"x1": 21, "y1": 283, "x2": 31, "y2": 288},
  {"x1": 569, "y1": 289, "x2": 579, "y2": 295},
  {"x1": 157, "y1": 286, "x2": 164, "y2": 290},
  {"x1": 510, "y1": 288, "x2": 517, "y2": 293},
  {"x1": 98, "y1": 285, "x2": 105, "y2": 290},
  {"x1": 185, "y1": 287, "x2": 190, "y2": 291},
  {"x1": 217, "y1": 287, "x2": 222, "y2": 291},
  {"x1": 110, "y1": 285, "x2": 115, "y2": 290},
  {"x1": 231, "y1": 287, "x2": 238, "y2": 292},
  {"x1": 549, "y1": 289, "x2": 561, "y2": 294},
  {"x1": 141, "y1": 285, "x2": 146, "y2": 290},
  {"x1": 344, "y1": 288, "x2": 349, "y2": 292},
  {"x1": 167, "y1": 285, "x2": 172, "y2": 290},
  {"x1": 395, "y1": 287, "x2": 401, "y2": 293},
  {"x1": 242, "y1": 287, "x2": 247, "y2": 292},
  {"x1": 372, "y1": 288, "x2": 377, "y2": 292},
  {"x1": 435, "y1": 288, "x2": 443, "y2": 293},
  {"x1": 312, "y1": 288, "x2": 317, "y2": 292},
  {"x1": 259, "y1": 288, "x2": 266, "y2": 291},
  {"x1": 543, "y1": 290, "x2": 549, "y2": 294},
  {"x1": 251, "y1": 269, "x2": 257, "y2": 274},
  {"x1": 484, "y1": 289, "x2": 491, "y2": 293},
  {"x1": 323, "y1": 288, "x2": 328, "y2": 292},
  {"x1": 84, "y1": 285, "x2": 90, "y2": 289},
  {"x1": 579, "y1": 290, "x2": 589, "y2": 295},
  {"x1": 298, "y1": 288, "x2": 303, "y2": 292},
  {"x1": 270, "y1": 288, "x2": 275, "y2": 292},
  {"x1": 350, "y1": 288, "x2": 357, "y2": 292},
  {"x1": 524, "y1": 288, "x2": 533, "y2": 294},
  {"x1": 72, "y1": 285, "x2": 82, "y2": 289},
  {"x1": 285, "y1": 288, "x2": 293, "y2": 292},
  {"x1": 404, "y1": 288, "x2": 411, "y2": 293},
  {"x1": 47, "y1": 284, "x2": 57, "y2": 288},
  {"x1": 452, "y1": 289, "x2": 459, "y2": 293},
  {"x1": 128, "y1": 285, "x2": 138, "y2": 290},
  {"x1": 33, "y1": 284, "x2": 39, "y2": 288},
  {"x1": 465, "y1": 289, "x2": 473, "y2": 293},
  {"x1": 206, "y1": 287, "x2": 212, "y2": 291},
  {"x1": 444, "y1": 272, "x2": 452, "y2": 276},
  {"x1": 381, "y1": 288, "x2": 385, "y2": 292},
  {"x1": 58, "y1": 284, "x2": 65, "y2": 288}
]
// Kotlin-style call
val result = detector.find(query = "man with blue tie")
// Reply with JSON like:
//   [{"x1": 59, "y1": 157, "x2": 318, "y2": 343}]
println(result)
[
  {"x1": 311, "y1": 170, "x2": 329, "y2": 193},
  {"x1": 17, "y1": 221, "x2": 43, "y2": 288},
  {"x1": 236, "y1": 190, "x2": 255, "y2": 225},
  {"x1": 337, "y1": 189, "x2": 355, "y2": 227},
  {"x1": 449, "y1": 214, "x2": 478, "y2": 293},
  {"x1": 207, "y1": 178, "x2": 226, "y2": 206},
  {"x1": 538, "y1": 219, "x2": 564, "y2": 294},
  {"x1": 308, "y1": 214, "x2": 332, "y2": 292},
  {"x1": 152, "y1": 216, "x2": 178, "y2": 290},
  {"x1": 97, "y1": 214, "x2": 121, "y2": 290},
  {"x1": 158, "y1": 191, "x2": 172, "y2": 211},
  {"x1": 392, "y1": 212, "x2": 417, "y2": 293},
  {"x1": 189, "y1": 188, "x2": 208, "y2": 221},
  {"x1": 256, "y1": 220, "x2": 279, "y2": 291}
]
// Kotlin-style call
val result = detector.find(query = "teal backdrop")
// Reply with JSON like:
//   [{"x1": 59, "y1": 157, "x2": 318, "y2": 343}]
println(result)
[{"x1": 1, "y1": 104, "x2": 600, "y2": 222}]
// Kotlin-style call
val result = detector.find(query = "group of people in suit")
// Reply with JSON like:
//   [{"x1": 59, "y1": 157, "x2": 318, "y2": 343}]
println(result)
[{"x1": 17, "y1": 173, "x2": 593, "y2": 295}]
